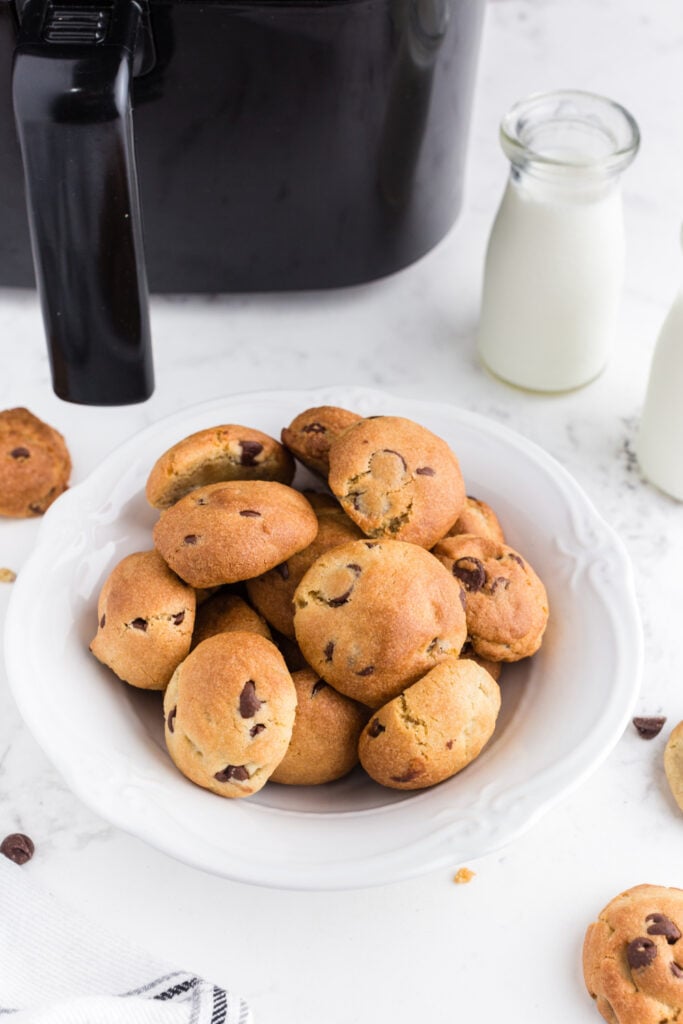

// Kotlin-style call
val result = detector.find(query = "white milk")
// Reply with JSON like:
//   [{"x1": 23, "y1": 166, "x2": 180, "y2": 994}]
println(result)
[
  {"x1": 476, "y1": 174, "x2": 625, "y2": 392},
  {"x1": 637, "y1": 286, "x2": 683, "y2": 500}
]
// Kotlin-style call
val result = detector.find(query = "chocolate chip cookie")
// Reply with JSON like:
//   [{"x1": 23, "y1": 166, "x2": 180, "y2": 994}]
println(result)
[
  {"x1": 358, "y1": 658, "x2": 501, "y2": 790},
  {"x1": 191, "y1": 591, "x2": 272, "y2": 649},
  {"x1": 153, "y1": 480, "x2": 318, "y2": 588},
  {"x1": 327, "y1": 416, "x2": 466, "y2": 548},
  {"x1": 281, "y1": 406, "x2": 362, "y2": 476},
  {"x1": 293, "y1": 539, "x2": 467, "y2": 707},
  {"x1": 270, "y1": 668, "x2": 369, "y2": 785},
  {"x1": 583, "y1": 884, "x2": 683, "y2": 1024},
  {"x1": 146, "y1": 424, "x2": 295, "y2": 509},
  {"x1": 90, "y1": 550, "x2": 196, "y2": 690},
  {"x1": 441, "y1": 496, "x2": 505, "y2": 544},
  {"x1": 245, "y1": 496, "x2": 364, "y2": 639},
  {"x1": 0, "y1": 407, "x2": 71, "y2": 517},
  {"x1": 163, "y1": 632, "x2": 297, "y2": 798},
  {"x1": 432, "y1": 534, "x2": 549, "y2": 661}
]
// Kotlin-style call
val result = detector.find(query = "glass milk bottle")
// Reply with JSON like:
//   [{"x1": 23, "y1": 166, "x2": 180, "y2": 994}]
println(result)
[
  {"x1": 637, "y1": 230, "x2": 683, "y2": 500},
  {"x1": 476, "y1": 90, "x2": 640, "y2": 391}
]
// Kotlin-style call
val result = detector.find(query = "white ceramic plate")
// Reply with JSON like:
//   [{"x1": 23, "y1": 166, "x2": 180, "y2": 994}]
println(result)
[{"x1": 4, "y1": 387, "x2": 642, "y2": 889}]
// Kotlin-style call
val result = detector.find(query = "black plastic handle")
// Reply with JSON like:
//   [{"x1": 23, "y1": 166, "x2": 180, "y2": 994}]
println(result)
[{"x1": 12, "y1": 0, "x2": 154, "y2": 405}]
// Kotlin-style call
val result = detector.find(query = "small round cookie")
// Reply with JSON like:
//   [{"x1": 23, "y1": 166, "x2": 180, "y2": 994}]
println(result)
[
  {"x1": 432, "y1": 533, "x2": 549, "y2": 661},
  {"x1": 0, "y1": 407, "x2": 71, "y2": 517},
  {"x1": 293, "y1": 539, "x2": 467, "y2": 708},
  {"x1": 459, "y1": 642, "x2": 503, "y2": 683},
  {"x1": 583, "y1": 884, "x2": 683, "y2": 1024},
  {"x1": 270, "y1": 668, "x2": 369, "y2": 785},
  {"x1": 145, "y1": 424, "x2": 295, "y2": 509},
  {"x1": 153, "y1": 480, "x2": 318, "y2": 588},
  {"x1": 327, "y1": 416, "x2": 466, "y2": 548},
  {"x1": 441, "y1": 496, "x2": 505, "y2": 544},
  {"x1": 245, "y1": 499, "x2": 364, "y2": 639},
  {"x1": 664, "y1": 721, "x2": 683, "y2": 811},
  {"x1": 90, "y1": 550, "x2": 196, "y2": 690},
  {"x1": 191, "y1": 592, "x2": 272, "y2": 649},
  {"x1": 281, "y1": 406, "x2": 362, "y2": 476},
  {"x1": 163, "y1": 632, "x2": 297, "y2": 798},
  {"x1": 358, "y1": 658, "x2": 501, "y2": 790}
]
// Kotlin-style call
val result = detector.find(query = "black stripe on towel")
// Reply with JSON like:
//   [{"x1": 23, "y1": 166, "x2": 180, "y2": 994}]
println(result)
[
  {"x1": 211, "y1": 985, "x2": 227, "y2": 1024},
  {"x1": 154, "y1": 976, "x2": 200, "y2": 1001}
]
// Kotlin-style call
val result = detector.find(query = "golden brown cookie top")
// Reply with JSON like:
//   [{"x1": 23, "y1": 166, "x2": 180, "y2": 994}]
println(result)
[
  {"x1": 153, "y1": 480, "x2": 318, "y2": 588},
  {"x1": 327, "y1": 416, "x2": 466, "y2": 548},
  {"x1": 293, "y1": 538, "x2": 467, "y2": 707},
  {"x1": 145, "y1": 423, "x2": 295, "y2": 509},
  {"x1": 432, "y1": 533, "x2": 549, "y2": 661},
  {"x1": 191, "y1": 591, "x2": 272, "y2": 649},
  {"x1": 281, "y1": 406, "x2": 362, "y2": 476},
  {"x1": 0, "y1": 407, "x2": 71, "y2": 518},
  {"x1": 583, "y1": 884, "x2": 683, "y2": 1024},
  {"x1": 441, "y1": 496, "x2": 505, "y2": 544}
]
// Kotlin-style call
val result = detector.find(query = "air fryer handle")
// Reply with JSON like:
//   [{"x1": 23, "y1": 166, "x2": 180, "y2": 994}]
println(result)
[{"x1": 12, "y1": 0, "x2": 154, "y2": 405}]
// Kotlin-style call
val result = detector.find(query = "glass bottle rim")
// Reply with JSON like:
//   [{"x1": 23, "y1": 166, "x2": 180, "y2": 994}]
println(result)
[{"x1": 500, "y1": 89, "x2": 640, "y2": 176}]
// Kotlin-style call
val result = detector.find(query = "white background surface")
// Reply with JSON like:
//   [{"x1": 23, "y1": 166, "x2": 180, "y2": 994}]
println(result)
[{"x1": 1, "y1": 1, "x2": 683, "y2": 1021}]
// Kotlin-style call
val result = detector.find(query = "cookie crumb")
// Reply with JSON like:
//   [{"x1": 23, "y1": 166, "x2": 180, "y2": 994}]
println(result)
[
  {"x1": 0, "y1": 568, "x2": 16, "y2": 583},
  {"x1": 633, "y1": 716, "x2": 666, "y2": 739},
  {"x1": 453, "y1": 867, "x2": 476, "y2": 884}
]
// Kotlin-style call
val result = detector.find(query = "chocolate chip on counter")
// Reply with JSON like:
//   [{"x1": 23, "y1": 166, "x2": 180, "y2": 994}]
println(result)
[
  {"x1": 239, "y1": 440, "x2": 264, "y2": 466},
  {"x1": 239, "y1": 680, "x2": 262, "y2": 718},
  {"x1": 311, "y1": 679, "x2": 327, "y2": 696},
  {"x1": 0, "y1": 833, "x2": 34, "y2": 865},
  {"x1": 355, "y1": 665, "x2": 375, "y2": 677},
  {"x1": 9, "y1": 447, "x2": 30, "y2": 459},
  {"x1": 172, "y1": 611, "x2": 185, "y2": 626},
  {"x1": 646, "y1": 913, "x2": 681, "y2": 943},
  {"x1": 415, "y1": 466, "x2": 435, "y2": 476},
  {"x1": 671, "y1": 963, "x2": 683, "y2": 978},
  {"x1": 249, "y1": 723, "x2": 266, "y2": 737},
  {"x1": 323, "y1": 640, "x2": 335, "y2": 662},
  {"x1": 302, "y1": 422, "x2": 326, "y2": 434},
  {"x1": 368, "y1": 718, "x2": 385, "y2": 738},
  {"x1": 627, "y1": 937, "x2": 658, "y2": 969},
  {"x1": 633, "y1": 716, "x2": 666, "y2": 739},
  {"x1": 167, "y1": 706, "x2": 177, "y2": 733},
  {"x1": 130, "y1": 617, "x2": 148, "y2": 631},
  {"x1": 239, "y1": 509, "x2": 261, "y2": 518},
  {"x1": 452, "y1": 557, "x2": 486, "y2": 592},
  {"x1": 275, "y1": 562, "x2": 290, "y2": 581},
  {"x1": 214, "y1": 765, "x2": 250, "y2": 783},
  {"x1": 183, "y1": 534, "x2": 199, "y2": 545}
]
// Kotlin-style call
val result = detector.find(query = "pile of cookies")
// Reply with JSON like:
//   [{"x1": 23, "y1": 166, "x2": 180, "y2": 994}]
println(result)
[{"x1": 90, "y1": 406, "x2": 550, "y2": 799}]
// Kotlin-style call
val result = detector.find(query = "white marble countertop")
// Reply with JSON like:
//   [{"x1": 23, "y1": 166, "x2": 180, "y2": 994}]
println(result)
[{"x1": 2, "y1": 0, "x2": 683, "y2": 1020}]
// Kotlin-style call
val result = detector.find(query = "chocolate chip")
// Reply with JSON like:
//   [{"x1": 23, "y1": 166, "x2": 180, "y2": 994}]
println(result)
[
  {"x1": 364, "y1": 542, "x2": 378, "y2": 549},
  {"x1": 627, "y1": 937, "x2": 657, "y2": 969},
  {"x1": 671, "y1": 963, "x2": 683, "y2": 978},
  {"x1": 214, "y1": 765, "x2": 250, "y2": 783},
  {"x1": 302, "y1": 422, "x2": 326, "y2": 434},
  {"x1": 311, "y1": 679, "x2": 327, "y2": 696},
  {"x1": 452, "y1": 557, "x2": 486, "y2": 592},
  {"x1": 9, "y1": 447, "x2": 30, "y2": 459},
  {"x1": 381, "y1": 449, "x2": 407, "y2": 470},
  {"x1": 368, "y1": 718, "x2": 385, "y2": 738},
  {"x1": 167, "y1": 706, "x2": 177, "y2": 733},
  {"x1": 250, "y1": 723, "x2": 266, "y2": 737},
  {"x1": 276, "y1": 562, "x2": 290, "y2": 580},
  {"x1": 633, "y1": 717, "x2": 666, "y2": 739},
  {"x1": 507, "y1": 553, "x2": 525, "y2": 568},
  {"x1": 356, "y1": 665, "x2": 374, "y2": 676},
  {"x1": 28, "y1": 503, "x2": 43, "y2": 514},
  {"x1": 239, "y1": 509, "x2": 261, "y2": 518},
  {"x1": 328, "y1": 590, "x2": 351, "y2": 607},
  {"x1": 183, "y1": 534, "x2": 198, "y2": 545},
  {"x1": 446, "y1": 739, "x2": 454, "y2": 749},
  {"x1": 646, "y1": 914, "x2": 681, "y2": 943},
  {"x1": 172, "y1": 611, "x2": 185, "y2": 626},
  {"x1": 324, "y1": 640, "x2": 335, "y2": 662},
  {"x1": 347, "y1": 564, "x2": 362, "y2": 575},
  {"x1": 195, "y1": 497, "x2": 208, "y2": 505},
  {"x1": 0, "y1": 833, "x2": 34, "y2": 865},
  {"x1": 99, "y1": 614, "x2": 106, "y2": 629},
  {"x1": 130, "y1": 617, "x2": 148, "y2": 631},
  {"x1": 239, "y1": 680, "x2": 262, "y2": 718},
  {"x1": 489, "y1": 576, "x2": 510, "y2": 594},
  {"x1": 239, "y1": 440, "x2": 264, "y2": 466},
  {"x1": 390, "y1": 767, "x2": 423, "y2": 783},
  {"x1": 415, "y1": 466, "x2": 435, "y2": 476}
]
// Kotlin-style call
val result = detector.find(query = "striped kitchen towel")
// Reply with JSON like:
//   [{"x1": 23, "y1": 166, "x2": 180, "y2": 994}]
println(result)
[{"x1": 0, "y1": 855, "x2": 252, "y2": 1024}]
